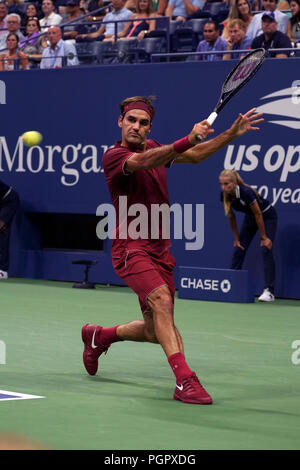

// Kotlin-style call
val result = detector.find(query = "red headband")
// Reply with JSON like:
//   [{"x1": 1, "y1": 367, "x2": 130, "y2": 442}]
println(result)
[{"x1": 123, "y1": 101, "x2": 154, "y2": 122}]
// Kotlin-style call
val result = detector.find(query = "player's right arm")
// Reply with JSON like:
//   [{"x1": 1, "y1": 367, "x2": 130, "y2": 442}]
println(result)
[{"x1": 125, "y1": 120, "x2": 212, "y2": 172}]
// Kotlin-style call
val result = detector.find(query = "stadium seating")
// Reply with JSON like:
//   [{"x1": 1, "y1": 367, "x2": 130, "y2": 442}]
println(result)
[
  {"x1": 202, "y1": 2, "x2": 229, "y2": 23},
  {"x1": 75, "y1": 41, "x2": 102, "y2": 65}
]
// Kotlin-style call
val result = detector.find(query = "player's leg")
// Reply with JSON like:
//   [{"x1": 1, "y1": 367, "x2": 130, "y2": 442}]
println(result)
[{"x1": 147, "y1": 285, "x2": 212, "y2": 404}]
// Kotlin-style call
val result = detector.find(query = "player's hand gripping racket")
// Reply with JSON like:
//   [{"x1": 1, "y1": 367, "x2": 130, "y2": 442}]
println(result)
[{"x1": 198, "y1": 48, "x2": 266, "y2": 139}]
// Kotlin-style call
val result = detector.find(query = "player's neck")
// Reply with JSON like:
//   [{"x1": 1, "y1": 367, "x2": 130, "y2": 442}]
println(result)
[{"x1": 121, "y1": 140, "x2": 146, "y2": 151}]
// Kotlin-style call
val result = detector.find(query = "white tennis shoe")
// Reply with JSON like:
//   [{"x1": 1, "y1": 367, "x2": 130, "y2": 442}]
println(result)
[
  {"x1": 258, "y1": 288, "x2": 275, "y2": 302},
  {"x1": 0, "y1": 270, "x2": 8, "y2": 279}
]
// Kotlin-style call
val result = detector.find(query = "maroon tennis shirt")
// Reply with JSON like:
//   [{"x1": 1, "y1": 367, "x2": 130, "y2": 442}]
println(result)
[{"x1": 102, "y1": 139, "x2": 172, "y2": 258}]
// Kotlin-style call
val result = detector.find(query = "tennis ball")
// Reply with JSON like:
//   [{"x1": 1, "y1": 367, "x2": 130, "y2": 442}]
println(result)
[{"x1": 22, "y1": 131, "x2": 43, "y2": 147}]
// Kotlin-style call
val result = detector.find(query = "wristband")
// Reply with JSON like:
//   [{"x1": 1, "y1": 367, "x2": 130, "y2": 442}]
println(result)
[{"x1": 173, "y1": 136, "x2": 193, "y2": 154}]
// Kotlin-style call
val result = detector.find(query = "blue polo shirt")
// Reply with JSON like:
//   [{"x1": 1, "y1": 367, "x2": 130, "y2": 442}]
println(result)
[
  {"x1": 230, "y1": 34, "x2": 252, "y2": 60},
  {"x1": 221, "y1": 185, "x2": 271, "y2": 215}
]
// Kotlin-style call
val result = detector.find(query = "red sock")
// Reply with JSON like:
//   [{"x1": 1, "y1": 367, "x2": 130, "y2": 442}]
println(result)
[
  {"x1": 168, "y1": 352, "x2": 192, "y2": 382},
  {"x1": 97, "y1": 326, "x2": 122, "y2": 346}
]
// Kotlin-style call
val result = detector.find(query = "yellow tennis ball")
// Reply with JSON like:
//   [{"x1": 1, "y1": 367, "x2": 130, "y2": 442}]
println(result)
[{"x1": 22, "y1": 131, "x2": 43, "y2": 147}]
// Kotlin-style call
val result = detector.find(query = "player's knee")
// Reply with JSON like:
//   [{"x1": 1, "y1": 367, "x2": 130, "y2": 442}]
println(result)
[{"x1": 148, "y1": 286, "x2": 172, "y2": 311}]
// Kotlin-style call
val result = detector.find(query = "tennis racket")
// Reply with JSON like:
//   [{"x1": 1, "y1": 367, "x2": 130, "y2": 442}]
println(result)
[{"x1": 199, "y1": 48, "x2": 266, "y2": 137}]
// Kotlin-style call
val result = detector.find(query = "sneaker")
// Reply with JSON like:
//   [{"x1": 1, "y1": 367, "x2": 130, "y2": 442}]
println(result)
[
  {"x1": 173, "y1": 372, "x2": 213, "y2": 405},
  {"x1": 0, "y1": 270, "x2": 8, "y2": 279},
  {"x1": 81, "y1": 323, "x2": 110, "y2": 376},
  {"x1": 258, "y1": 288, "x2": 275, "y2": 302}
]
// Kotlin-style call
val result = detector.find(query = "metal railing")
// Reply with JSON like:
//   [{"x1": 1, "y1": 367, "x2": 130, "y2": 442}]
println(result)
[{"x1": 151, "y1": 47, "x2": 300, "y2": 62}]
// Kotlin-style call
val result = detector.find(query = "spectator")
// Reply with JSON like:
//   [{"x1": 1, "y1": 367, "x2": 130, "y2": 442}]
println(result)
[
  {"x1": 40, "y1": 25, "x2": 79, "y2": 67},
  {"x1": 195, "y1": 19, "x2": 227, "y2": 61},
  {"x1": 277, "y1": 0, "x2": 290, "y2": 9},
  {"x1": 157, "y1": 0, "x2": 169, "y2": 15},
  {"x1": 222, "y1": 0, "x2": 253, "y2": 39},
  {"x1": 251, "y1": 10, "x2": 292, "y2": 57},
  {"x1": 0, "y1": 179, "x2": 20, "y2": 279},
  {"x1": 40, "y1": 0, "x2": 63, "y2": 33},
  {"x1": 287, "y1": 0, "x2": 300, "y2": 44},
  {"x1": 165, "y1": 0, "x2": 187, "y2": 22},
  {"x1": 86, "y1": 0, "x2": 109, "y2": 22},
  {"x1": 0, "y1": 1, "x2": 8, "y2": 39},
  {"x1": 19, "y1": 17, "x2": 47, "y2": 69},
  {"x1": 62, "y1": 0, "x2": 88, "y2": 42},
  {"x1": 0, "y1": 13, "x2": 24, "y2": 52},
  {"x1": 125, "y1": 0, "x2": 168, "y2": 13},
  {"x1": 119, "y1": 0, "x2": 156, "y2": 42},
  {"x1": 246, "y1": 0, "x2": 289, "y2": 40},
  {"x1": 183, "y1": 0, "x2": 211, "y2": 19},
  {"x1": 21, "y1": 3, "x2": 42, "y2": 28},
  {"x1": 78, "y1": 0, "x2": 132, "y2": 41},
  {"x1": 0, "y1": 32, "x2": 28, "y2": 70},
  {"x1": 223, "y1": 18, "x2": 252, "y2": 59}
]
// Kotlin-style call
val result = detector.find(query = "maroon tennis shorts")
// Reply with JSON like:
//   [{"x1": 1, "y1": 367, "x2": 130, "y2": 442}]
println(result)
[{"x1": 112, "y1": 249, "x2": 176, "y2": 314}]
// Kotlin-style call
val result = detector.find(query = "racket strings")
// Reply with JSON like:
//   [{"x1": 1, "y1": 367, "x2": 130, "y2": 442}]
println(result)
[{"x1": 223, "y1": 50, "x2": 265, "y2": 94}]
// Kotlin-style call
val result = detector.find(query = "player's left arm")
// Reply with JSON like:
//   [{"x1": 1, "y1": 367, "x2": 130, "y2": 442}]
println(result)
[{"x1": 174, "y1": 108, "x2": 263, "y2": 164}]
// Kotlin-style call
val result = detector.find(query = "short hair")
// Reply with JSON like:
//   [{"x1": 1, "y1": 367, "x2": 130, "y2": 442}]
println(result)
[
  {"x1": 119, "y1": 96, "x2": 156, "y2": 119},
  {"x1": 228, "y1": 18, "x2": 247, "y2": 31},
  {"x1": 204, "y1": 19, "x2": 219, "y2": 31},
  {"x1": 7, "y1": 13, "x2": 21, "y2": 24}
]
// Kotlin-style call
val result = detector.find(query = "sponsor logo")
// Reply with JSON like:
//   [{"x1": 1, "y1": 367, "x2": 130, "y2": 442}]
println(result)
[
  {"x1": 180, "y1": 278, "x2": 231, "y2": 293},
  {"x1": 220, "y1": 279, "x2": 231, "y2": 293},
  {"x1": 91, "y1": 330, "x2": 98, "y2": 349},
  {"x1": 256, "y1": 82, "x2": 300, "y2": 130}
]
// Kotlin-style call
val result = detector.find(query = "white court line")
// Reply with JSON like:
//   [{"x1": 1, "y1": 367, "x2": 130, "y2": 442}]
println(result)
[{"x1": 0, "y1": 390, "x2": 45, "y2": 402}]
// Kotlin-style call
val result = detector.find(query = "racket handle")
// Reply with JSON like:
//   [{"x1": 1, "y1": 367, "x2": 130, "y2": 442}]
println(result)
[
  {"x1": 207, "y1": 112, "x2": 218, "y2": 125},
  {"x1": 196, "y1": 112, "x2": 218, "y2": 141}
]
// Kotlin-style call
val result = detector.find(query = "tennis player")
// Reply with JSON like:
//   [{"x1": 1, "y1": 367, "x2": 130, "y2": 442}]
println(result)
[
  {"x1": 82, "y1": 97, "x2": 263, "y2": 405},
  {"x1": 219, "y1": 169, "x2": 277, "y2": 302}
]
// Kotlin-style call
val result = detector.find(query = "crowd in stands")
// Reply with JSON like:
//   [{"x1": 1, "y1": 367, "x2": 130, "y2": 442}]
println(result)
[{"x1": 0, "y1": 0, "x2": 298, "y2": 69}]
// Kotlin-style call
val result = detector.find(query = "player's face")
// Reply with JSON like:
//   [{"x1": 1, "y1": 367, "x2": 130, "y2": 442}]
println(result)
[
  {"x1": 119, "y1": 109, "x2": 151, "y2": 149},
  {"x1": 219, "y1": 176, "x2": 236, "y2": 194}
]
